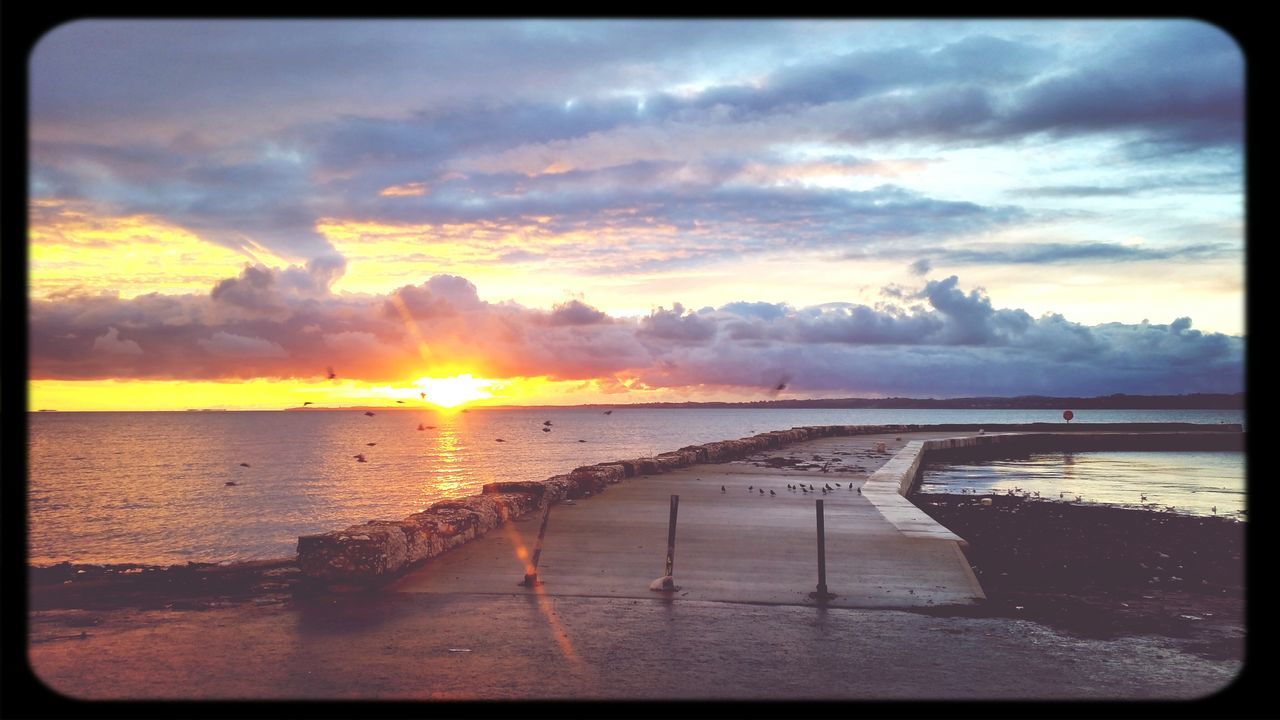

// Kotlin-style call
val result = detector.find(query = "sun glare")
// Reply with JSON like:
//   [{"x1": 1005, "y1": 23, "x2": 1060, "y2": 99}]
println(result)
[{"x1": 414, "y1": 374, "x2": 496, "y2": 409}]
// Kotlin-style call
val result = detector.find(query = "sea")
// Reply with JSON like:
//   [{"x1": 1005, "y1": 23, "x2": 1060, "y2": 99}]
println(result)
[{"x1": 27, "y1": 407, "x2": 1245, "y2": 567}]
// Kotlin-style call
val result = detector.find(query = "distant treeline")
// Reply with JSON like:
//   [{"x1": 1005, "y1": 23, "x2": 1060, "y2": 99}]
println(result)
[{"x1": 571, "y1": 393, "x2": 1246, "y2": 411}]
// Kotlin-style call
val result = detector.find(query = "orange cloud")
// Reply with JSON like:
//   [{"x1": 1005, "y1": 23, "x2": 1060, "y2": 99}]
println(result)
[{"x1": 378, "y1": 182, "x2": 429, "y2": 197}]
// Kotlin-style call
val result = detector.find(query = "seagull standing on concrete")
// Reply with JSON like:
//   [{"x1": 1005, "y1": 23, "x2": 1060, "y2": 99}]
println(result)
[{"x1": 721, "y1": 485, "x2": 726, "y2": 493}]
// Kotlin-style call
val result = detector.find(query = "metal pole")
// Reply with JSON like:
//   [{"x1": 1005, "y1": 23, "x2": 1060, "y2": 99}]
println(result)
[
  {"x1": 665, "y1": 495, "x2": 680, "y2": 579},
  {"x1": 521, "y1": 501, "x2": 553, "y2": 587},
  {"x1": 810, "y1": 499, "x2": 835, "y2": 601},
  {"x1": 650, "y1": 495, "x2": 681, "y2": 592}
]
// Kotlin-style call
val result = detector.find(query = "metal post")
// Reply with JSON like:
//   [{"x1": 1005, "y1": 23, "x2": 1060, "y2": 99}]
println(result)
[
  {"x1": 653, "y1": 494, "x2": 680, "y2": 591},
  {"x1": 810, "y1": 499, "x2": 836, "y2": 601},
  {"x1": 520, "y1": 501, "x2": 553, "y2": 587}
]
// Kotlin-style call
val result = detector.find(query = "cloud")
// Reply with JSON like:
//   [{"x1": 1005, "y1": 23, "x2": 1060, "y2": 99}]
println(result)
[
  {"x1": 936, "y1": 242, "x2": 1233, "y2": 265},
  {"x1": 30, "y1": 269, "x2": 1243, "y2": 397},
  {"x1": 197, "y1": 332, "x2": 288, "y2": 358},
  {"x1": 547, "y1": 299, "x2": 610, "y2": 326},
  {"x1": 909, "y1": 258, "x2": 932, "y2": 276},
  {"x1": 91, "y1": 326, "x2": 142, "y2": 355}
]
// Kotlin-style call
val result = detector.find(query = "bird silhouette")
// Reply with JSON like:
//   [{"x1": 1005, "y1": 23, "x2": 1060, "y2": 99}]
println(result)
[
  {"x1": 364, "y1": 411, "x2": 375, "y2": 417},
  {"x1": 239, "y1": 462, "x2": 250, "y2": 467},
  {"x1": 354, "y1": 453, "x2": 366, "y2": 462},
  {"x1": 420, "y1": 392, "x2": 426, "y2": 400},
  {"x1": 821, "y1": 488, "x2": 828, "y2": 495},
  {"x1": 834, "y1": 482, "x2": 842, "y2": 487},
  {"x1": 759, "y1": 488, "x2": 764, "y2": 495},
  {"x1": 303, "y1": 401, "x2": 313, "y2": 406},
  {"x1": 542, "y1": 428, "x2": 551, "y2": 433},
  {"x1": 748, "y1": 485, "x2": 753, "y2": 491},
  {"x1": 495, "y1": 438, "x2": 505, "y2": 443},
  {"x1": 578, "y1": 439, "x2": 586, "y2": 442},
  {"x1": 721, "y1": 485, "x2": 726, "y2": 493},
  {"x1": 769, "y1": 489, "x2": 776, "y2": 496},
  {"x1": 326, "y1": 367, "x2": 336, "y2": 380},
  {"x1": 396, "y1": 400, "x2": 405, "y2": 404},
  {"x1": 603, "y1": 410, "x2": 612, "y2": 415},
  {"x1": 544, "y1": 420, "x2": 553, "y2": 426},
  {"x1": 802, "y1": 487, "x2": 809, "y2": 493},
  {"x1": 225, "y1": 481, "x2": 238, "y2": 486},
  {"x1": 418, "y1": 424, "x2": 425, "y2": 431},
  {"x1": 366, "y1": 442, "x2": 376, "y2": 446},
  {"x1": 856, "y1": 487, "x2": 861, "y2": 494},
  {"x1": 825, "y1": 484, "x2": 833, "y2": 491}
]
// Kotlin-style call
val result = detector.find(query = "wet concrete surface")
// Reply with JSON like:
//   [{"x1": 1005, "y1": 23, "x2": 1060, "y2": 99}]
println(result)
[{"x1": 390, "y1": 431, "x2": 983, "y2": 608}]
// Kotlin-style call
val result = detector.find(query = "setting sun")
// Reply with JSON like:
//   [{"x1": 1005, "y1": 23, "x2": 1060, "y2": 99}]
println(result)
[{"x1": 413, "y1": 374, "x2": 497, "y2": 408}]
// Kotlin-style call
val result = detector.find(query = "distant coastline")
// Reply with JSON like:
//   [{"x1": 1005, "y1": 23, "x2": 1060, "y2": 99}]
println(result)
[
  {"x1": 280, "y1": 393, "x2": 1244, "y2": 412},
  {"x1": 27, "y1": 392, "x2": 1245, "y2": 413}
]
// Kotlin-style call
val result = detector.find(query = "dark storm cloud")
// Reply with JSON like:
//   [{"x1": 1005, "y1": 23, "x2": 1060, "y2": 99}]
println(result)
[{"x1": 29, "y1": 267, "x2": 1242, "y2": 397}]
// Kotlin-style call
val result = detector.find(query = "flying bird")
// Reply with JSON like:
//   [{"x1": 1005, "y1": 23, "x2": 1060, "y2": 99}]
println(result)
[
  {"x1": 418, "y1": 424, "x2": 425, "y2": 431},
  {"x1": 303, "y1": 402, "x2": 313, "y2": 406},
  {"x1": 603, "y1": 410, "x2": 612, "y2": 415},
  {"x1": 766, "y1": 374, "x2": 792, "y2": 398},
  {"x1": 544, "y1": 420, "x2": 553, "y2": 426},
  {"x1": 495, "y1": 438, "x2": 505, "y2": 443},
  {"x1": 239, "y1": 462, "x2": 250, "y2": 468},
  {"x1": 225, "y1": 481, "x2": 238, "y2": 486},
  {"x1": 542, "y1": 428, "x2": 551, "y2": 433},
  {"x1": 396, "y1": 400, "x2": 405, "y2": 404},
  {"x1": 364, "y1": 411, "x2": 375, "y2": 417},
  {"x1": 420, "y1": 392, "x2": 426, "y2": 400},
  {"x1": 578, "y1": 439, "x2": 586, "y2": 442},
  {"x1": 354, "y1": 454, "x2": 366, "y2": 463},
  {"x1": 366, "y1": 442, "x2": 376, "y2": 446},
  {"x1": 326, "y1": 367, "x2": 336, "y2": 380}
]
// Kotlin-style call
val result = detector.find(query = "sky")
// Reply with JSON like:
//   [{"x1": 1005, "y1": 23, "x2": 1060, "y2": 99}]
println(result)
[{"x1": 27, "y1": 19, "x2": 1246, "y2": 410}]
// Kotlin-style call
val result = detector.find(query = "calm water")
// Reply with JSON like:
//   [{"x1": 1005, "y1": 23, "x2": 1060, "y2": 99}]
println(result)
[
  {"x1": 918, "y1": 451, "x2": 1246, "y2": 519},
  {"x1": 27, "y1": 407, "x2": 1244, "y2": 566}
]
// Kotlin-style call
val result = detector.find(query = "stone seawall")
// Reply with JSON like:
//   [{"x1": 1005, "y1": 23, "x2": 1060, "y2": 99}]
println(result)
[{"x1": 295, "y1": 422, "x2": 1243, "y2": 585}]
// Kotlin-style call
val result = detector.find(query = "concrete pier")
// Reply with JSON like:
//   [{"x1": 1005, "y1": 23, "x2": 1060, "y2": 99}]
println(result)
[
  {"x1": 299, "y1": 423, "x2": 1243, "y2": 602},
  {"x1": 390, "y1": 430, "x2": 987, "y2": 607}
]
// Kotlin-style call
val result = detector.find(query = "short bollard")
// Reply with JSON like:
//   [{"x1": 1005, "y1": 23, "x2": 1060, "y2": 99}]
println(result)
[
  {"x1": 520, "y1": 501, "x2": 553, "y2": 587},
  {"x1": 650, "y1": 494, "x2": 680, "y2": 592},
  {"x1": 809, "y1": 499, "x2": 837, "y2": 601}
]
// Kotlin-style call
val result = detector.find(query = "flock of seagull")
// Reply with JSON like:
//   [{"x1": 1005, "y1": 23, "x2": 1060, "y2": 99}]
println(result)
[{"x1": 720, "y1": 481, "x2": 861, "y2": 496}]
